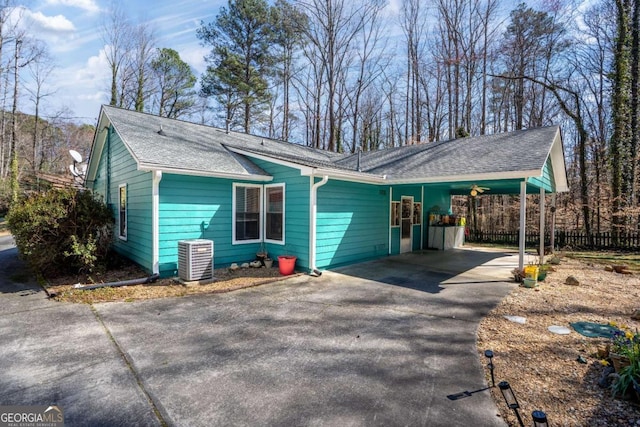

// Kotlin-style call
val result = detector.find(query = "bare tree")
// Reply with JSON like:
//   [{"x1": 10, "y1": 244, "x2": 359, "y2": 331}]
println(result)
[
  {"x1": 101, "y1": 3, "x2": 133, "y2": 107},
  {"x1": 25, "y1": 42, "x2": 56, "y2": 173},
  {"x1": 132, "y1": 22, "x2": 156, "y2": 112},
  {"x1": 295, "y1": 0, "x2": 383, "y2": 152}
]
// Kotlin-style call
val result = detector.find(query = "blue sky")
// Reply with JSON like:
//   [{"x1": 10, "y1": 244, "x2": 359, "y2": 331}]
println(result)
[
  {"x1": 19, "y1": 0, "x2": 227, "y2": 124},
  {"x1": 19, "y1": 0, "x2": 548, "y2": 126}
]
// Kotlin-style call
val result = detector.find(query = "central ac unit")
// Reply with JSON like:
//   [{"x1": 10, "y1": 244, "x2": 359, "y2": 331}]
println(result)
[{"x1": 178, "y1": 239, "x2": 214, "y2": 281}]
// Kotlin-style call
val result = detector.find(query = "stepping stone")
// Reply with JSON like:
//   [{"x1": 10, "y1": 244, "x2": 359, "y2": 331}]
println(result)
[
  {"x1": 504, "y1": 315, "x2": 527, "y2": 324},
  {"x1": 548, "y1": 325, "x2": 571, "y2": 335}
]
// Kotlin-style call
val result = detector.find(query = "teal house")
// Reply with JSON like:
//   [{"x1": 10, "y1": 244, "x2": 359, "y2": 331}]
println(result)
[{"x1": 85, "y1": 106, "x2": 568, "y2": 277}]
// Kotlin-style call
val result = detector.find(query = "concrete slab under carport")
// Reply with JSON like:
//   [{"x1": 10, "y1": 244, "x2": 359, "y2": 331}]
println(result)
[{"x1": 95, "y1": 247, "x2": 518, "y2": 426}]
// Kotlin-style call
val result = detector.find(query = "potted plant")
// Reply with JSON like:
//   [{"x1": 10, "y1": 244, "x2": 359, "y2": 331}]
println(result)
[
  {"x1": 523, "y1": 263, "x2": 540, "y2": 281},
  {"x1": 256, "y1": 242, "x2": 268, "y2": 263},
  {"x1": 612, "y1": 356, "x2": 639, "y2": 399},
  {"x1": 609, "y1": 326, "x2": 638, "y2": 372},
  {"x1": 537, "y1": 264, "x2": 551, "y2": 281},
  {"x1": 511, "y1": 268, "x2": 525, "y2": 282}
]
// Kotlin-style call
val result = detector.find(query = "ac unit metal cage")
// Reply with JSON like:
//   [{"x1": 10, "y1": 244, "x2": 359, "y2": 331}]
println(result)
[{"x1": 178, "y1": 239, "x2": 214, "y2": 281}]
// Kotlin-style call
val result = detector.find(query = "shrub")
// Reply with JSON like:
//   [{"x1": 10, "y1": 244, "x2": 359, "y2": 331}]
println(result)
[{"x1": 6, "y1": 188, "x2": 114, "y2": 276}]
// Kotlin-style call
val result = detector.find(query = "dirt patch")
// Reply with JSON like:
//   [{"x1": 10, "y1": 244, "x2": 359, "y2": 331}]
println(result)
[
  {"x1": 478, "y1": 255, "x2": 640, "y2": 426},
  {"x1": 46, "y1": 264, "x2": 299, "y2": 304}
]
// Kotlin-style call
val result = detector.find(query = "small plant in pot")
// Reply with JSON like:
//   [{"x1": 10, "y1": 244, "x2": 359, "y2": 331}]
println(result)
[
  {"x1": 511, "y1": 268, "x2": 524, "y2": 282},
  {"x1": 610, "y1": 326, "x2": 640, "y2": 399}
]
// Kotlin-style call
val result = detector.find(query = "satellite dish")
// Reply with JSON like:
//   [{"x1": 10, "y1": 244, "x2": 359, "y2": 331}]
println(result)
[
  {"x1": 69, "y1": 164, "x2": 80, "y2": 177},
  {"x1": 69, "y1": 149, "x2": 83, "y2": 163}
]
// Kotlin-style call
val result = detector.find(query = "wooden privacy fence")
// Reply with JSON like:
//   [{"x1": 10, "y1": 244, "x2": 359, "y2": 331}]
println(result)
[{"x1": 467, "y1": 230, "x2": 640, "y2": 251}]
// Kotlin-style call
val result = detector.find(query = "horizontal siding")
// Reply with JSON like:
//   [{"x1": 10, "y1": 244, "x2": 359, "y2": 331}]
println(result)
[
  {"x1": 316, "y1": 180, "x2": 389, "y2": 269},
  {"x1": 248, "y1": 158, "x2": 311, "y2": 270},
  {"x1": 158, "y1": 174, "x2": 237, "y2": 277},
  {"x1": 528, "y1": 158, "x2": 555, "y2": 192},
  {"x1": 158, "y1": 158, "x2": 311, "y2": 276},
  {"x1": 102, "y1": 128, "x2": 153, "y2": 271}
]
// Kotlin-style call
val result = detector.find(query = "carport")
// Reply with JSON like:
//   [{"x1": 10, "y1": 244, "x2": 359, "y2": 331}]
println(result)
[{"x1": 385, "y1": 126, "x2": 568, "y2": 270}]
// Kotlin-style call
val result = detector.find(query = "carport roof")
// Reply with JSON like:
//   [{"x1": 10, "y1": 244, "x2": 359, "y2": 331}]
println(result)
[{"x1": 86, "y1": 106, "x2": 568, "y2": 194}]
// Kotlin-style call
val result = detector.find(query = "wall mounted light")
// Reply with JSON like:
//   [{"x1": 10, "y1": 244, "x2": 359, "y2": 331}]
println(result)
[{"x1": 498, "y1": 381, "x2": 524, "y2": 427}]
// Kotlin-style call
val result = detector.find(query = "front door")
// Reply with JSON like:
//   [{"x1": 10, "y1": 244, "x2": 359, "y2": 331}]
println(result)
[{"x1": 400, "y1": 196, "x2": 413, "y2": 253}]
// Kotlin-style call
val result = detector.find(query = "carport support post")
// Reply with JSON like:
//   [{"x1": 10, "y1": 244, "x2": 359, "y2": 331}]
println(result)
[
  {"x1": 519, "y1": 181, "x2": 526, "y2": 271},
  {"x1": 539, "y1": 187, "x2": 545, "y2": 265}
]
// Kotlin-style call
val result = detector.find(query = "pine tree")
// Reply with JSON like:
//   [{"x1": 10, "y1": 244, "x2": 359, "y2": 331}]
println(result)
[{"x1": 198, "y1": 0, "x2": 276, "y2": 133}]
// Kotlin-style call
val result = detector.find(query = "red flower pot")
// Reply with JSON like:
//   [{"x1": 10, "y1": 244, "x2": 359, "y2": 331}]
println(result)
[{"x1": 278, "y1": 255, "x2": 297, "y2": 276}]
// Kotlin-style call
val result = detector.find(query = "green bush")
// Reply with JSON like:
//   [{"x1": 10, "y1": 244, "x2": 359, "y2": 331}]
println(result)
[{"x1": 6, "y1": 188, "x2": 114, "y2": 276}]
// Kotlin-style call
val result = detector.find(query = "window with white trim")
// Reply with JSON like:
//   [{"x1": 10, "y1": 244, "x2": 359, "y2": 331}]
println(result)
[
  {"x1": 118, "y1": 184, "x2": 127, "y2": 240},
  {"x1": 233, "y1": 184, "x2": 262, "y2": 242},
  {"x1": 265, "y1": 184, "x2": 284, "y2": 243}
]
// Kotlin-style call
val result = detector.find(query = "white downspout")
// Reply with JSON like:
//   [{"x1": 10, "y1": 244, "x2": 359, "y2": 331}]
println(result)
[
  {"x1": 152, "y1": 170, "x2": 163, "y2": 275},
  {"x1": 310, "y1": 174, "x2": 329, "y2": 273}
]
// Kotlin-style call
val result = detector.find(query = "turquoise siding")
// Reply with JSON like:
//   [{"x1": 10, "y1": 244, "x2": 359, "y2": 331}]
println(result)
[
  {"x1": 157, "y1": 159, "x2": 311, "y2": 277},
  {"x1": 249, "y1": 158, "x2": 311, "y2": 270},
  {"x1": 159, "y1": 174, "x2": 239, "y2": 276},
  {"x1": 316, "y1": 181, "x2": 389, "y2": 269},
  {"x1": 528, "y1": 158, "x2": 555, "y2": 192},
  {"x1": 92, "y1": 127, "x2": 153, "y2": 272}
]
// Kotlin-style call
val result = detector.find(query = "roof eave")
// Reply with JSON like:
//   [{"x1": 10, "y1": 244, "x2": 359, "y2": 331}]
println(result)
[
  {"x1": 225, "y1": 146, "x2": 316, "y2": 175},
  {"x1": 138, "y1": 163, "x2": 273, "y2": 181},
  {"x1": 304, "y1": 167, "x2": 387, "y2": 184},
  {"x1": 549, "y1": 127, "x2": 569, "y2": 192},
  {"x1": 386, "y1": 170, "x2": 542, "y2": 185},
  {"x1": 84, "y1": 107, "x2": 110, "y2": 186}
]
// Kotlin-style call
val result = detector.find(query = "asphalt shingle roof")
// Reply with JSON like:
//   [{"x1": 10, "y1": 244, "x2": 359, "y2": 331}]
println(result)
[{"x1": 99, "y1": 105, "x2": 559, "y2": 183}]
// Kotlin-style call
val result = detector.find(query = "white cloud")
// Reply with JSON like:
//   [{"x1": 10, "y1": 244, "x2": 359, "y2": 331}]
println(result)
[
  {"x1": 51, "y1": 47, "x2": 111, "y2": 118},
  {"x1": 45, "y1": 0, "x2": 100, "y2": 14},
  {"x1": 177, "y1": 45, "x2": 209, "y2": 75},
  {"x1": 18, "y1": 8, "x2": 76, "y2": 33}
]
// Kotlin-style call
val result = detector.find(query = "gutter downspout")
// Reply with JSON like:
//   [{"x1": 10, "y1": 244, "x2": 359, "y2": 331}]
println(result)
[
  {"x1": 152, "y1": 170, "x2": 163, "y2": 275},
  {"x1": 310, "y1": 174, "x2": 329, "y2": 274}
]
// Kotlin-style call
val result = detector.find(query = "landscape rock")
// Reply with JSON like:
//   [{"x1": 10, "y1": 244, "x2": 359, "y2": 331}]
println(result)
[
  {"x1": 605, "y1": 265, "x2": 614, "y2": 272},
  {"x1": 631, "y1": 309, "x2": 640, "y2": 321},
  {"x1": 565, "y1": 276, "x2": 580, "y2": 286},
  {"x1": 612, "y1": 264, "x2": 633, "y2": 275},
  {"x1": 598, "y1": 366, "x2": 616, "y2": 388}
]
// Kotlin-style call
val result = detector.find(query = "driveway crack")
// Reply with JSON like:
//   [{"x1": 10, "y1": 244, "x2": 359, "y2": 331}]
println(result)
[{"x1": 90, "y1": 305, "x2": 169, "y2": 427}]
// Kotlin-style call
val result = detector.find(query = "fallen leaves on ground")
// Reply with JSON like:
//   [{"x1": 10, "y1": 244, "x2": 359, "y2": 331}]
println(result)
[
  {"x1": 46, "y1": 264, "x2": 294, "y2": 303},
  {"x1": 478, "y1": 256, "x2": 640, "y2": 426}
]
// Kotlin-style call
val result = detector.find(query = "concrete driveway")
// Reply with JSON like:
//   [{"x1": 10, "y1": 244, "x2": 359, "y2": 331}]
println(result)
[{"x1": 1, "y1": 234, "x2": 517, "y2": 426}]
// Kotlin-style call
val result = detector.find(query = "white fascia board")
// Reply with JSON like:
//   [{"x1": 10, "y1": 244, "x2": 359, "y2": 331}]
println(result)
[
  {"x1": 138, "y1": 163, "x2": 273, "y2": 181},
  {"x1": 305, "y1": 167, "x2": 386, "y2": 184},
  {"x1": 225, "y1": 146, "x2": 316, "y2": 175},
  {"x1": 85, "y1": 108, "x2": 110, "y2": 185},
  {"x1": 226, "y1": 146, "x2": 387, "y2": 183},
  {"x1": 386, "y1": 170, "x2": 541, "y2": 185},
  {"x1": 549, "y1": 129, "x2": 569, "y2": 192}
]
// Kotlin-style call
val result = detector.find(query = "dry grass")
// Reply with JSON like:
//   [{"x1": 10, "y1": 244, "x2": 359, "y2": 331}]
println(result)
[
  {"x1": 478, "y1": 254, "x2": 640, "y2": 426},
  {"x1": 45, "y1": 264, "x2": 297, "y2": 303}
]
